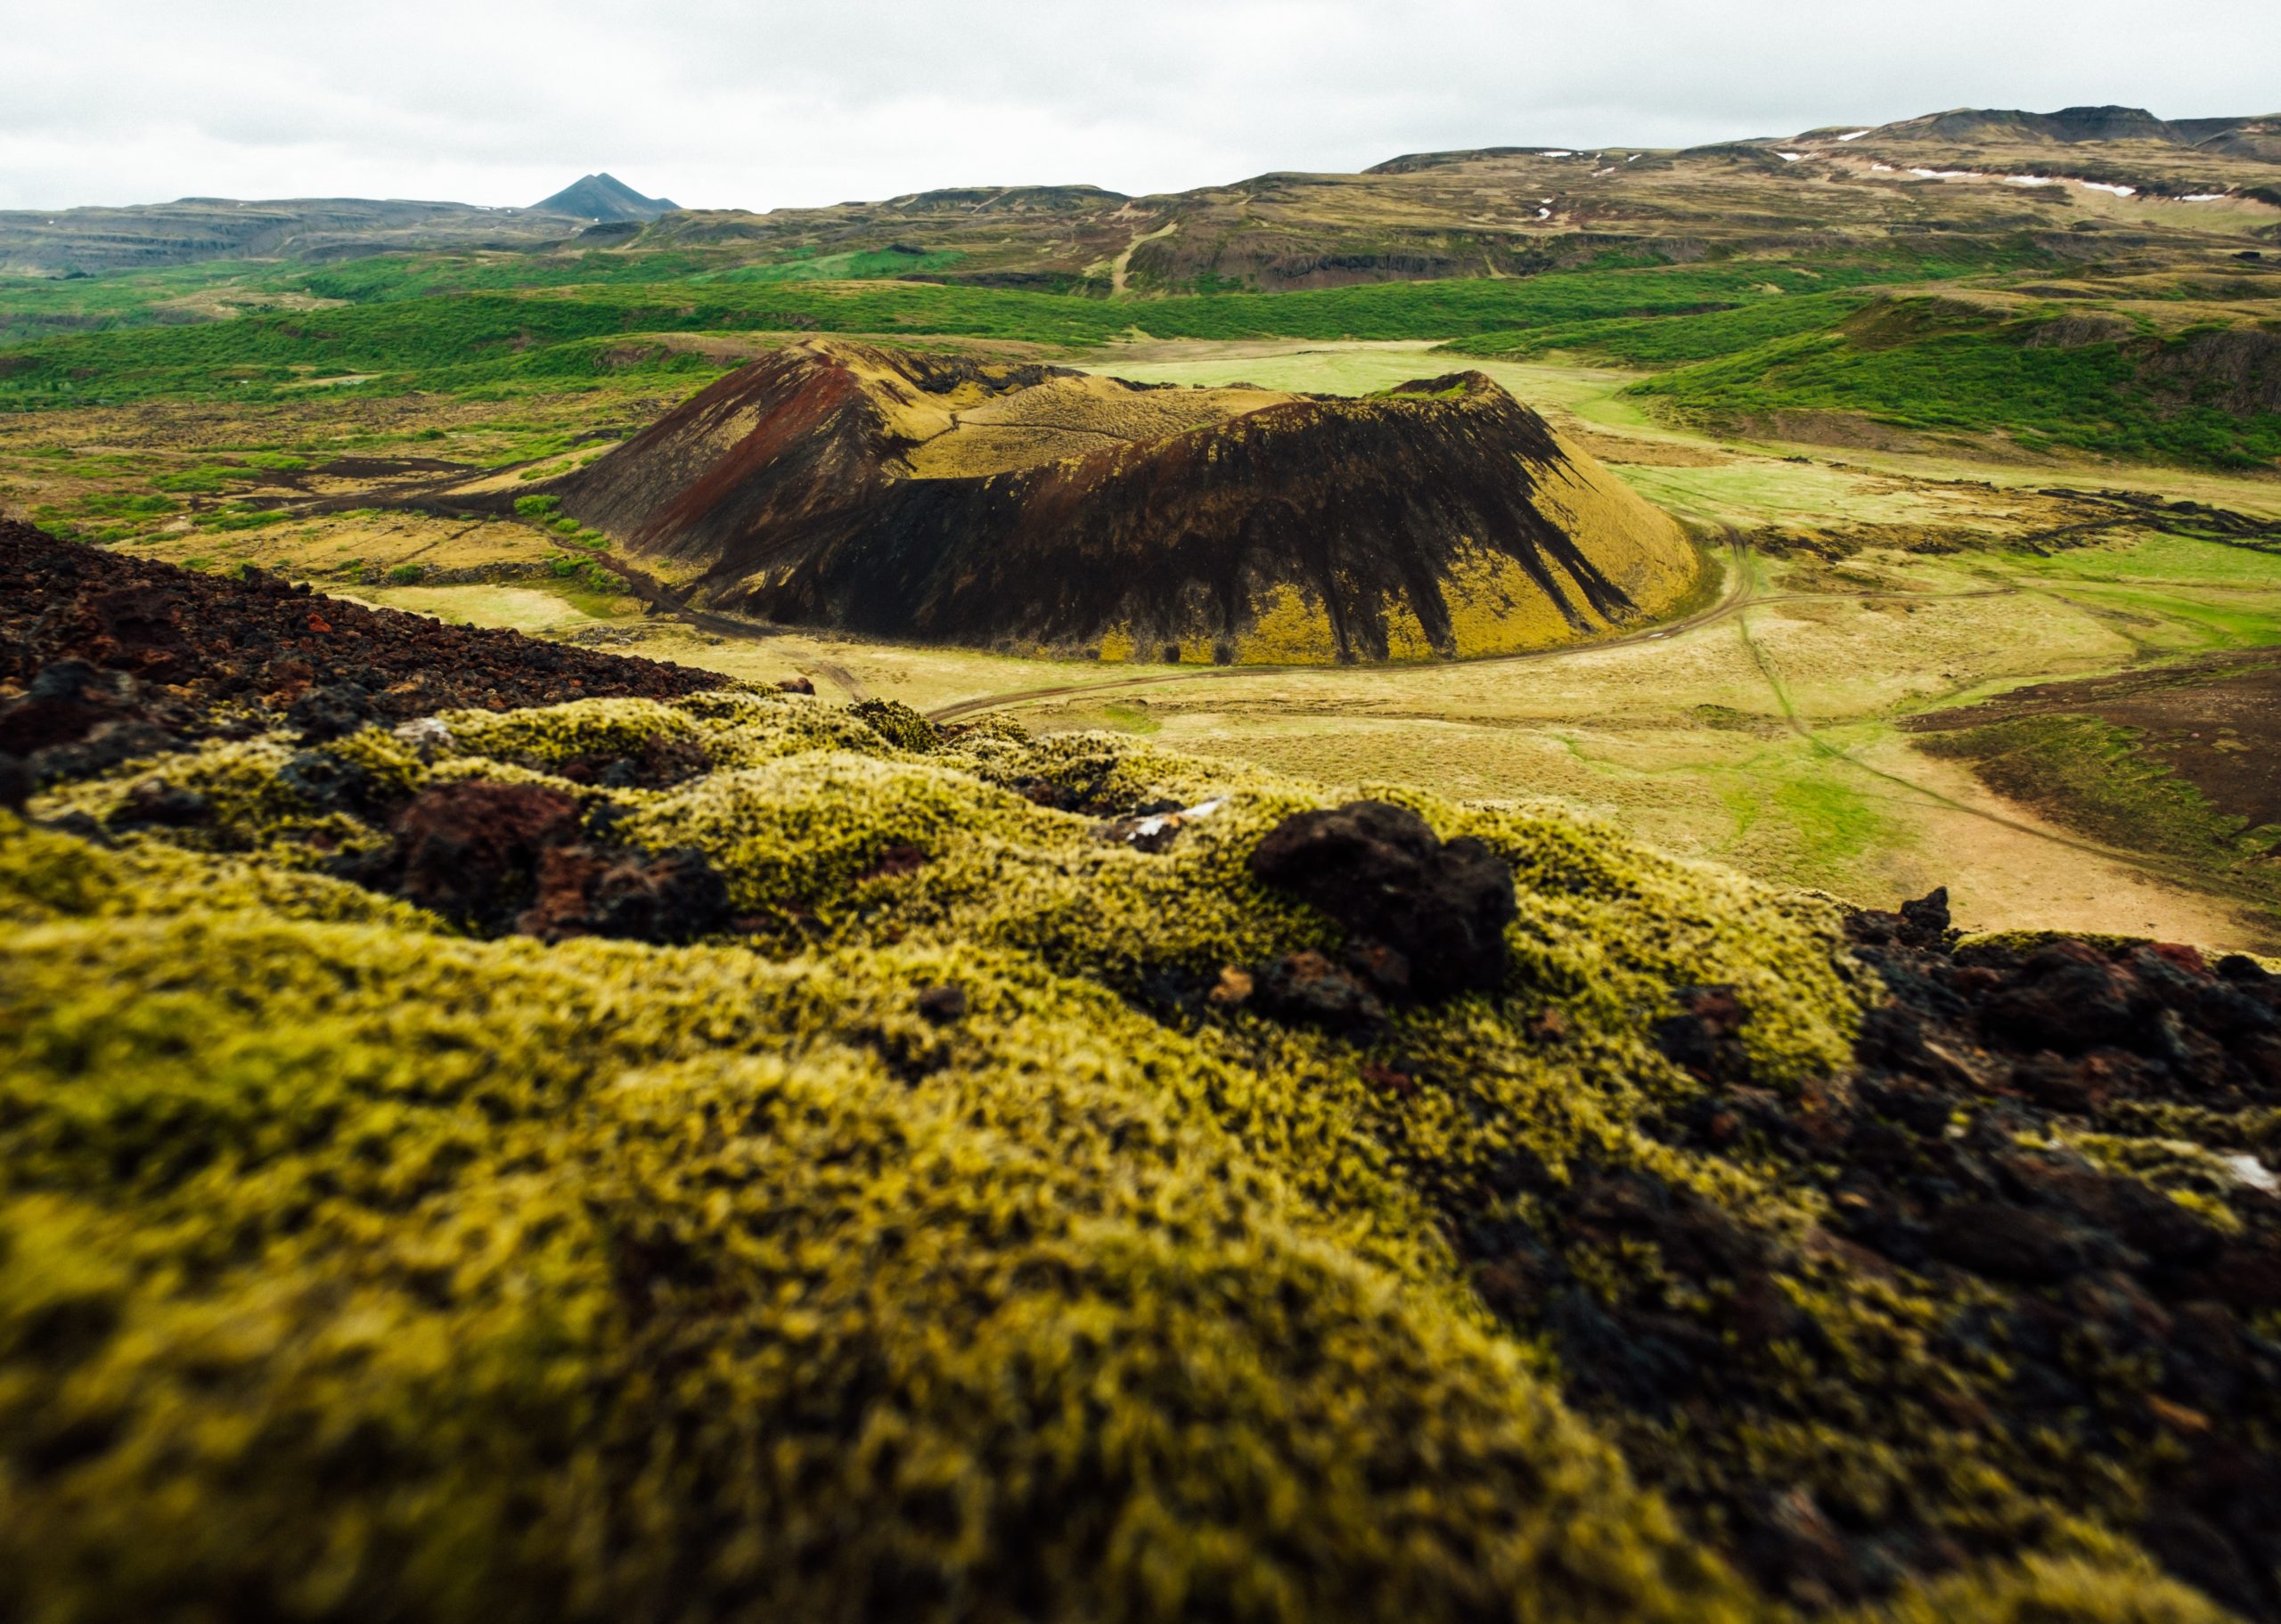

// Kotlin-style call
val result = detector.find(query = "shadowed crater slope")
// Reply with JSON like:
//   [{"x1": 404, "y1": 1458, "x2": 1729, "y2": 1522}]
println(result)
[{"x1": 557, "y1": 339, "x2": 1702, "y2": 663}]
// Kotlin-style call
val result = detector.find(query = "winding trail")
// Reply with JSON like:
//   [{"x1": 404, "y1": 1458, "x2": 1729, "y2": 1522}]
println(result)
[
  {"x1": 1726, "y1": 602, "x2": 2203, "y2": 878},
  {"x1": 1108, "y1": 221, "x2": 1179, "y2": 298},
  {"x1": 922, "y1": 535, "x2": 1973, "y2": 722},
  {"x1": 927, "y1": 537, "x2": 2246, "y2": 910}
]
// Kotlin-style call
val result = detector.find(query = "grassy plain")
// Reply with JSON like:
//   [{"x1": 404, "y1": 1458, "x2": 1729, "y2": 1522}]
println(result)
[{"x1": 3, "y1": 262, "x2": 2277, "y2": 948}]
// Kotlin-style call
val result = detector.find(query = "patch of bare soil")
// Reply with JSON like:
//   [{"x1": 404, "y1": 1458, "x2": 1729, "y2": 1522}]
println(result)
[
  {"x1": 1909, "y1": 647, "x2": 2281, "y2": 833},
  {"x1": 1729, "y1": 409, "x2": 1954, "y2": 455}
]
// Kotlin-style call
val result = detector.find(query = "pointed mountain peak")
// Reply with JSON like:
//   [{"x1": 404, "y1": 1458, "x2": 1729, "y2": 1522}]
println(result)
[{"x1": 531, "y1": 174, "x2": 679, "y2": 223}]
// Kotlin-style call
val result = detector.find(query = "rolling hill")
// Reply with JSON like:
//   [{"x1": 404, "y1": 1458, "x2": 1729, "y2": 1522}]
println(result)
[
  {"x1": 4, "y1": 106, "x2": 2275, "y2": 289},
  {"x1": 0, "y1": 175, "x2": 680, "y2": 276}
]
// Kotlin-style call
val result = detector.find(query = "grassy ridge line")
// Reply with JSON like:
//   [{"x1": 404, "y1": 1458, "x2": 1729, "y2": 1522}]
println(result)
[
  {"x1": 0, "y1": 253, "x2": 2016, "y2": 408},
  {"x1": 1634, "y1": 298, "x2": 2281, "y2": 468},
  {"x1": 276, "y1": 241, "x2": 2011, "y2": 306}
]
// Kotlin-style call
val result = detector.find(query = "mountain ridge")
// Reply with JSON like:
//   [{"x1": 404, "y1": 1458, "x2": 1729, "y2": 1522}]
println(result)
[{"x1": 3, "y1": 105, "x2": 2277, "y2": 284}]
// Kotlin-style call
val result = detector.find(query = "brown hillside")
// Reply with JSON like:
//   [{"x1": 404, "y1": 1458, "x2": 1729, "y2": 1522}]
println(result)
[{"x1": 558, "y1": 339, "x2": 1700, "y2": 663}]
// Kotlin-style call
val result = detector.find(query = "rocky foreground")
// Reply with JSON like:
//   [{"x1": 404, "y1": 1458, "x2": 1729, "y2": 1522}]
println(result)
[{"x1": 2, "y1": 524, "x2": 2277, "y2": 1622}]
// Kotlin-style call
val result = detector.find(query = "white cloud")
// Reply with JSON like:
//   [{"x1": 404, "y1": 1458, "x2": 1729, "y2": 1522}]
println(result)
[{"x1": 2, "y1": 0, "x2": 2275, "y2": 210}]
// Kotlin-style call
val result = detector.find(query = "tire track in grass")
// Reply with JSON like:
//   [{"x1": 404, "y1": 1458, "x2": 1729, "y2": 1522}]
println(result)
[{"x1": 1732, "y1": 600, "x2": 2236, "y2": 890}]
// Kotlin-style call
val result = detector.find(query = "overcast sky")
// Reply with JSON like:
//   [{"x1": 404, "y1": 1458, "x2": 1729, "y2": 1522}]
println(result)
[{"x1": 4, "y1": 0, "x2": 2274, "y2": 212}]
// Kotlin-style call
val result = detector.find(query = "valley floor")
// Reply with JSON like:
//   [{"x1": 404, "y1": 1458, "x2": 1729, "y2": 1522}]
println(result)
[{"x1": 7, "y1": 338, "x2": 2279, "y2": 951}]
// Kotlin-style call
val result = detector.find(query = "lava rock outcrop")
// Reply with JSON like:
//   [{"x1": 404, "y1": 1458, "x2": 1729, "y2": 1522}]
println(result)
[
  {"x1": 556, "y1": 339, "x2": 1700, "y2": 663},
  {"x1": 0, "y1": 518, "x2": 722, "y2": 788},
  {"x1": 1249, "y1": 798, "x2": 1517, "y2": 1001}
]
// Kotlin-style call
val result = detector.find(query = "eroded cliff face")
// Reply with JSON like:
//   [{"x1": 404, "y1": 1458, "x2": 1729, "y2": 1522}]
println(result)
[{"x1": 560, "y1": 339, "x2": 1702, "y2": 662}]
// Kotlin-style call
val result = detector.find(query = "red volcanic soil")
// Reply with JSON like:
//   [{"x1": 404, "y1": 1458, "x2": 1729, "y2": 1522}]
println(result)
[
  {"x1": 0, "y1": 518, "x2": 722, "y2": 785},
  {"x1": 559, "y1": 340, "x2": 1683, "y2": 662}
]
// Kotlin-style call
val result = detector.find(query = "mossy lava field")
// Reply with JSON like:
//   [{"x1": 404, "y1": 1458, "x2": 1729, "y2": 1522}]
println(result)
[
  {"x1": 2, "y1": 520, "x2": 2279, "y2": 1623},
  {"x1": 4, "y1": 86, "x2": 2281, "y2": 1624}
]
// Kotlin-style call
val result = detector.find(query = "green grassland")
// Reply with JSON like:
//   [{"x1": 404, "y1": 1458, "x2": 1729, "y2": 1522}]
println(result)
[
  {"x1": 0, "y1": 251, "x2": 2015, "y2": 407},
  {"x1": 0, "y1": 261, "x2": 331, "y2": 347},
  {"x1": 3, "y1": 233, "x2": 2279, "y2": 944},
  {"x1": 7, "y1": 240, "x2": 2274, "y2": 472},
  {"x1": 1632, "y1": 297, "x2": 2281, "y2": 467},
  {"x1": 1443, "y1": 289, "x2": 1883, "y2": 366}
]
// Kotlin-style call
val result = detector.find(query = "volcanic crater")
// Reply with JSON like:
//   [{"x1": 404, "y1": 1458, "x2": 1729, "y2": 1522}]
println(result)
[{"x1": 555, "y1": 339, "x2": 1702, "y2": 663}]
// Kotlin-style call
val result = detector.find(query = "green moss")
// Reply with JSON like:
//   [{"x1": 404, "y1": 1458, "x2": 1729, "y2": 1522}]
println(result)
[
  {"x1": 848, "y1": 696, "x2": 945, "y2": 753},
  {"x1": 0, "y1": 916, "x2": 1753, "y2": 1622},
  {"x1": 433, "y1": 697, "x2": 706, "y2": 766},
  {"x1": 0, "y1": 691, "x2": 2249, "y2": 1621},
  {"x1": 1853, "y1": 1547, "x2": 2236, "y2": 1624},
  {"x1": 0, "y1": 815, "x2": 438, "y2": 930}
]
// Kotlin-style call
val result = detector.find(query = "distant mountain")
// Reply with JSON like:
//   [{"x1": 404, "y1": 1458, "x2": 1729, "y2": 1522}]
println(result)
[
  {"x1": 0, "y1": 196, "x2": 569, "y2": 277},
  {"x1": 1811, "y1": 105, "x2": 2281, "y2": 157},
  {"x1": 531, "y1": 175, "x2": 678, "y2": 224},
  {"x1": 4, "y1": 105, "x2": 2277, "y2": 286}
]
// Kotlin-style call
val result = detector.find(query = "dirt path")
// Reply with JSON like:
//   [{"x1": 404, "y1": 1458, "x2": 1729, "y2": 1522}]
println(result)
[
  {"x1": 1108, "y1": 221, "x2": 1179, "y2": 298},
  {"x1": 919, "y1": 540, "x2": 2019, "y2": 726},
  {"x1": 927, "y1": 536, "x2": 1757, "y2": 722},
  {"x1": 924, "y1": 537, "x2": 2261, "y2": 937},
  {"x1": 1729, "y1": 600, "x2": 2270, "y2": 939}
]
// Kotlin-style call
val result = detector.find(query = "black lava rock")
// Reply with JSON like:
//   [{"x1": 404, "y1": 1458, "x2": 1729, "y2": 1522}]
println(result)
[
  {"x1": 519, "y1": 843, "x2": 735, "y2": 946},
  {"x1": 384, "y1": 780, "x2": 585, "y2": 932},
  {"x1": 916, "y1": 985, "x2": 969, "y2": 1025},
  {"x1": 288, "y1": 682, "x2": 374, "y2": 745},
  {"x1": 106, "y1": 780, "x2": 213, "y2": 831},
  {"x1": 1248, "y1": 800, "x2": 1516, "y2": 1000},
  {"x1": 1250, "y1": 950, "x2": 1386, "y2": 1032}
]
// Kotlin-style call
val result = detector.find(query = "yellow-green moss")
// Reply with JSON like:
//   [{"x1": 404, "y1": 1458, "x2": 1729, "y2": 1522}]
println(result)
[
  {"x1": 0, "y1": 690, "x2": 2241, "y2": 1622},
  {"x1": 0, "y1": 910, "x2": 1760, "y2": 1623},
  {"x1": 1855, "y1": 1548, "x2": 2236, "y2": 1624}
]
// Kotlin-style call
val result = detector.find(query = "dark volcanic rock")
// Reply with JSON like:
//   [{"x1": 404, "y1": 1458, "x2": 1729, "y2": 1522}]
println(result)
[
  {"x1": 1432, "y1": 884, "x2": 2281, "y2": 1616},
  {"x1": 1652, "y1": 984, "x2": 1754, "y2": 1083},
  {"x1": 372, "y1": 779, "x2": 735, "y2": 946},
  {"x1": 519, "y1": 842, "x2": 734, "y2": 945},
  {"x1": 386, "y1": 781, "x2": 585, "y2": 932},
  {"x1": 288, "y1": 682, "x2": 375, "y2": 745},
  {"x1": 915, "y1": 984, "x2": 969, "y2": 1024},
  {"x1": 1248, "y1": 799, "x2": 1516, "y2": 999},
  {"x1": 1251, "y1": 950, "x2": 1387, "y2": 1032},
  {"x1": 1980, "y1": 941, "x2": 2153, "y2": 1055},
  {"x1": 104, "y1": 779, "x2": 212, "y2": 832},
  {"x1": 0, "y1": 518, "x2": 722, "y2": 786}
]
